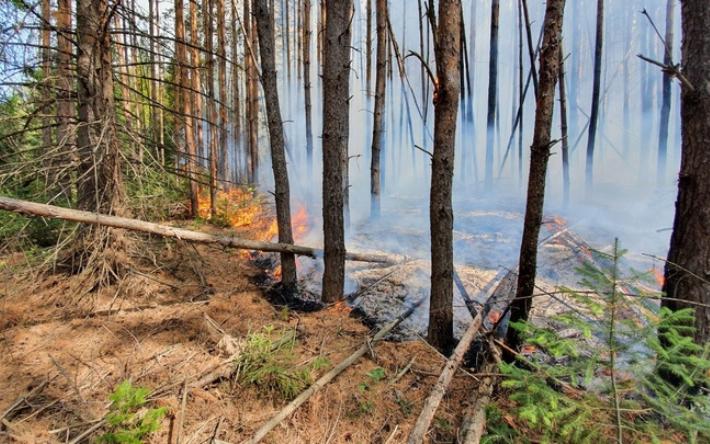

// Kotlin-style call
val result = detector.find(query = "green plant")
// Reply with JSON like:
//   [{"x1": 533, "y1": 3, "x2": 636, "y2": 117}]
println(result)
[
  {"x1": 487, "y1": 241, "x2": 710, "y2": 443},
  {"x1": 235, "y1": 326, "x2": 328, "y2": 400},
  {"x1": 99, "y1": 381, "x2": 166, "y2": 444}
]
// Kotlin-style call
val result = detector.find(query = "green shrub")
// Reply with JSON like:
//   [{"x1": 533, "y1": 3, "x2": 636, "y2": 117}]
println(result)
[{"x1": 99, "y1": 381, "x2": 166, "y2": 444}]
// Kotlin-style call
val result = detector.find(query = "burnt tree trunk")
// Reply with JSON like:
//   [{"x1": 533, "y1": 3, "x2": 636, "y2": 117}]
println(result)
[
  {"x1": 558, "y1": 43, "x2": 570, "y2": 206},
  {"x1": 253, "y1": 0, "x2": 298, "y2": 288},
  {"x1": 506, "y1": 0, "x2": 566, "y2": 353},
  {"x1": 72, "y1": 0, "x2": 126, "y2": 282},
  {"x1": 428, "y1": 0, "x2": 461, "y2": 352},
  {"x1": 661, "y1": 0, "x2": 710, "y2": 345},
  {"x1": 321, "y1": 0, "x2": 352, "y2": 302},
  {"x1": 370, "y1": 0, "x2": 387, "y2": 218},
  {"x1": 657, "y1": 0, "x2": 675, "y2": 182},
  {"x1": 585, "y1": 0, "x2": 604, "y2": 190},
  {"x1": 484, "y1": 0, "x2": 499, "y2": 190}
]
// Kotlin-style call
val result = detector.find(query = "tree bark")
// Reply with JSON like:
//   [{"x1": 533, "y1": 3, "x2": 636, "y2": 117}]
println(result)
[
  {"x1": 190, "y1": 0, "x2": 204, "y2": 177},
  {"x1": 366, "y1": 0, "x2": 373, "y2": 95},
  {"x1": 661, "y1": 0, "x2": 710, "y2": 345},
  {"x1": 149, "y1": 0, "x2": 159, "y2": 163},
  {"x1": 245, "y1": 0, "x2": 260, "y2": 183},
  {"x1": 230, "y1": 0, "x2": 242, "y2": 182},
  {"x1": 56, "y1": 0, "x2": 74, "y2": 198},
  {"x1": 303, "y1": 0, "x2": 313, "y2": 175},
  {"x1": 217, "y1": 0, "x2": 229, "y2": 182},
  {"x1": 321, "y1": 0, "x2": 352, "y2": 302},
  {"x1": 253, "y1": 0, "x2": 298, "y2": 288},
  {"x1": 657, "y1": 0, "x2": 675, "y2": 182},
  {"x1": 428, "y1": 0, "x2": 461, "y2": 352},
  {"x1": 558, "y1": 43, "x2": 570, "y2": 206},
  {"x1": 205, "y1": 0, "x2": 218, "y2": 217},
  {"x1": 484, "y1": 0, "x2": 499, "y2": 190},
  {"x1": 585, "y1": 0, "x2": 604, "y2": 191},
  {"x1": 72, "y1": 0, "x2": 126, "y2": 281},
  {"x1": 41, "y1": 0, "x2": 52, "y2": 157},
  {"x1": 369, "y1": 0, "x2": 387, "y2": 218},
  {"x1": 506, "y1": 0, "x2": 566, "y2": 353}
]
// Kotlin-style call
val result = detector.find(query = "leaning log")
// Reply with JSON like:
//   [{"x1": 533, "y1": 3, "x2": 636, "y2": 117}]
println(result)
[
  {"x1": 407, "y1": 308, "x2": 485, "y2": 444},
  {"x1": 0, "y1": 196, "x2": 396, "y2": 264}
]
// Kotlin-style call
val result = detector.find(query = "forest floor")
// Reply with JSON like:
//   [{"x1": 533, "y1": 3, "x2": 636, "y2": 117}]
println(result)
[{"x1": 0, "y1": 217, "x2": 479, "y2": 443}]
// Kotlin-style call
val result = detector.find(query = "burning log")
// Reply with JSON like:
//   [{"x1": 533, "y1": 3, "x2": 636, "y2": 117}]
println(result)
[
  {"x1": 244, "y1": 299, "x2": 423, "y2": 444},
  {"x1": 407, "y1": 307, "x2": 485, "y2": 444},
  {"x1": 0, "y1": 196, "x2": 397, "y2": 264}
]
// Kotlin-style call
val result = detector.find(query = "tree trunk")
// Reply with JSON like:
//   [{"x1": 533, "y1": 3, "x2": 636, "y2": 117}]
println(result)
[
  {"x1": 41, "y1": 0, "x2": 52, "y2": 157},
  {"x1": 175, "y1": 0, "x2": 199, "y2": 216},
  {"x1": 428, "y1": 0, "x2": 461, "y2": 352},
  {"x1": 585, "y1": 0, "x2": 604, "y2": 191},
  {"x1": 72, "y1": 0, "x2": 126, "y2": 282},
  {"x1": 303, "y1": 0, "x2": 314, "y2": 176},
  {"x1": 217, "y1": 0, "x2": 229, "y2": 182},
  {"x1": 558, "y1": 44, "x2": 570, "y2": 206},
  {"x1": 205, "y1": 0, "x2": 218, "y2": 217},
  {"x1": 231, "y1": 0, "x2": 242, "y2": 182},
  {"x1": 56, "y1": 0, "x2": 74, "y2": 199},
  {"x1": 253, "y1": 0, "x2": 298, "y2": 288},
  {"x1": 506, "y1": 0, "x2": 566, "y2": 353},
  {"x1": 366, "y1": 0, "x2": 372, "y2": 95},
  {"x1": 321, "y1": 0, "x2": 352, "y2": 302},
  {"x1": 484, "y1": 0, "x2": 499, "y2": 190},
  {"x1": 661, "y1": 0, "x2": 710, "y2": 345},
  {"x1": 190, "y1": 0, "x2": 204, "y2": 178},
  {"x1": 245, "y1": 0, "x2": 260, "y2": 183},
  {"x1": 369, "y1": 0, "x2": 387, "y2": 218},
  {"x1": 657, "y1": 0, "x2": 675, "y2": 182},
  {"x1": 149, "y1": 0, "x2": 159, "y2": 163}
]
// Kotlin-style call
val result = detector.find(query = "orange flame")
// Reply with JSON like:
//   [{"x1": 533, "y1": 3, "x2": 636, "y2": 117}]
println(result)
[{"x1": 652, "y1": 267, "x2": 665, "y2": 287}]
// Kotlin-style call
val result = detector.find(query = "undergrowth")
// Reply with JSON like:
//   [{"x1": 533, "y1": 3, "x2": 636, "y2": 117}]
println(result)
[
  {"x1": 99, "y1": 380, "x2": 166, "y2": 444},
  {"x1": 484, "y1": 240, "x2": 710, "y2": 444},
  {"x1": 234, "y1": 325, "x2": 330, "y2": 400}
]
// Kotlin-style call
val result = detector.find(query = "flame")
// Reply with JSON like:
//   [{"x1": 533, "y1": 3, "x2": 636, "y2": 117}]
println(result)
[
  {"x1": 652, "y1": 267, "x2": 665, "y2": 287},
  {"x1": 331, "y1": 300, "x2": 352, "y2": 314}
]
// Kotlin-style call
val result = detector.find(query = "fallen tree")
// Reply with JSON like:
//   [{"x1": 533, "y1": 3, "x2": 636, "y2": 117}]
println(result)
[{"x1": 0, "y1": 196, "x2": 397, "y2": 264}]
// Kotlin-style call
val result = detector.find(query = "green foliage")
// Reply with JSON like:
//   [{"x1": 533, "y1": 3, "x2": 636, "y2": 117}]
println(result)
[
  {"x1": 235, "y1": 326, "x2": 329, "y2": 400},
  {"x1": 99, "y1": 381, "x2": 166, "y2": 444},
  {"x1": 485, "y1": 243, "x2": 710, "y2": 443}
]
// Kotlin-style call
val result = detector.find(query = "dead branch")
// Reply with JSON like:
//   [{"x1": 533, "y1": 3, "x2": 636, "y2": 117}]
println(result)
[
  {"x1": 244, "y1": 300, "x2": 423, "y2": 444},
  {"x1": 407, "y1": 308, "x2": 485, "y2": 444},
  {"x1": 459, "y1": 342, "x2": 502, "y2": 444},
  {"x1": 637, "y1": 54, "x2": 694, "y2": 91},
  {"x1": 0, "y1": 196, "x2": 398, "y2": 264}
]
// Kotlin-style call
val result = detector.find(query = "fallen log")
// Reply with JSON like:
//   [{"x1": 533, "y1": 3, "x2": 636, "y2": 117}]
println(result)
[
  {"x1": 407, "y1": 308, "x2": 485, "y2": 444},
  {"x1": 244, "y1": 299, "x2": 423, "y2": 444},
  {"x1": 0, "y1": 196, "x2": 396, "y2": 264},
  {"x1": 459, "y1": 342, "x2": 502, "y2": 444}
]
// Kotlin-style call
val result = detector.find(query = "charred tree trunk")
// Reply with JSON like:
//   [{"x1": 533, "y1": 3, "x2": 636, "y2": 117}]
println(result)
[
  {"x1": 217, "y1": 0, "x2": 229, "y2": 182},
  {"x1": 506, "y1": 0, "x2": 566, "y2": 353},
  {"x1": 71, "y1": 0, "x2": 127, "y2": 282},
  {"x1": 657, "y1": 0, "x2": 675, "y2": 182},
  {"x1": 585, "y1": 0, "x2": 604, "y2": 191},
  {"x1": 484, "y1": 0, "x2": 499, "y2": 190},
  {"x1": 661, "y1": 0, "x2": 710, "y2": 346},
  {"x1": 253, "y1": 0, "x2": 298, "y2": 288},
  {"x1": 303, "y1": 0, "x2": 313, "y2": 175},
  {"x1": 428, "y1": 0, "x2": 461, "y2": 352},
  {"x1": 321, "y1": 0, "x2": 352, "y2": 302},
  {"x1": 370, "y1": 0, "x2": 387, "y2": 218}
]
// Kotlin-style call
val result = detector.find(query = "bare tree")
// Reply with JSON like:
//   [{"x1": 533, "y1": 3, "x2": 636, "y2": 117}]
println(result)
[
  {"x1": 370, "y1": 0, "x2": 387, "y2": 218},
  {"x1": 190, "y1": 0, "x2": 204, "y2": 176},
  {"x1": 428, "y1": 0, "x2": 461, "y2": 352},
  {"x1": 506, "y1": 0, "x2": 566, "y2": 353},
  {"x1": 585, "y1": 0, "x2": 604, "y2": 190},
  {"x1": 558, "y1": 44, "x2": 570, "y2": 205},
  {"x1": 56, "y1": 0, "x2": 74, "y2": 197},
  {"x1": 217, "y1": 0, "x2": 229, "y2": 181},
  {"x1": 205, "y1": 0, "x2": 218, "y2": 216},
  {"x1": 662, "y1": 0, "x2": 710, "y2": 346},
  {"x1": 303, "y1": 0, "x2": 314, "y2": 175},
  {"x1": 657, "y1": 0, "x2": 675, "y2": 182},
  {"x1": 321, "y1": 0, "x2": 352, "y2": 302},
  {"x1": 253, "y1": 0, "x2": 298, "y2": 288},
  {"x1": 484, "y1": 0, "x2": 499, "y2": 190}
]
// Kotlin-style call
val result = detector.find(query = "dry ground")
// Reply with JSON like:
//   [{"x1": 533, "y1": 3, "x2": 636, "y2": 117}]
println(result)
[{"x1": 0, "y1": 222, "x2": 478, "y2": 444}]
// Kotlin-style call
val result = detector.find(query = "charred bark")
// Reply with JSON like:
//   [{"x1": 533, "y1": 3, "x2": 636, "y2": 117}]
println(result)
[
  {"x1": 506, "y1": 0, "x2": 566, "y2": 353},
  {"x1": 662, "y1": 0, "x2": 710, "y2": 345},
  {"x1": 657, "y1": 0, "x2": 675, "y2": 182},
  {"x1": 585, "y1": 0, "x2": 604, "y2": 190},
  {"x1": 253, "y1": 0, "x2": 298, "y2": 288},
  {"x1": 428, "y1": 0, "x2": 461, "y2": 352},
  {"x1": 484, "y1": 0, "x2": 499, "y2": 190},
  {"x1": 321, "y1": 0, "x2": 352, "y2": 302}
]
